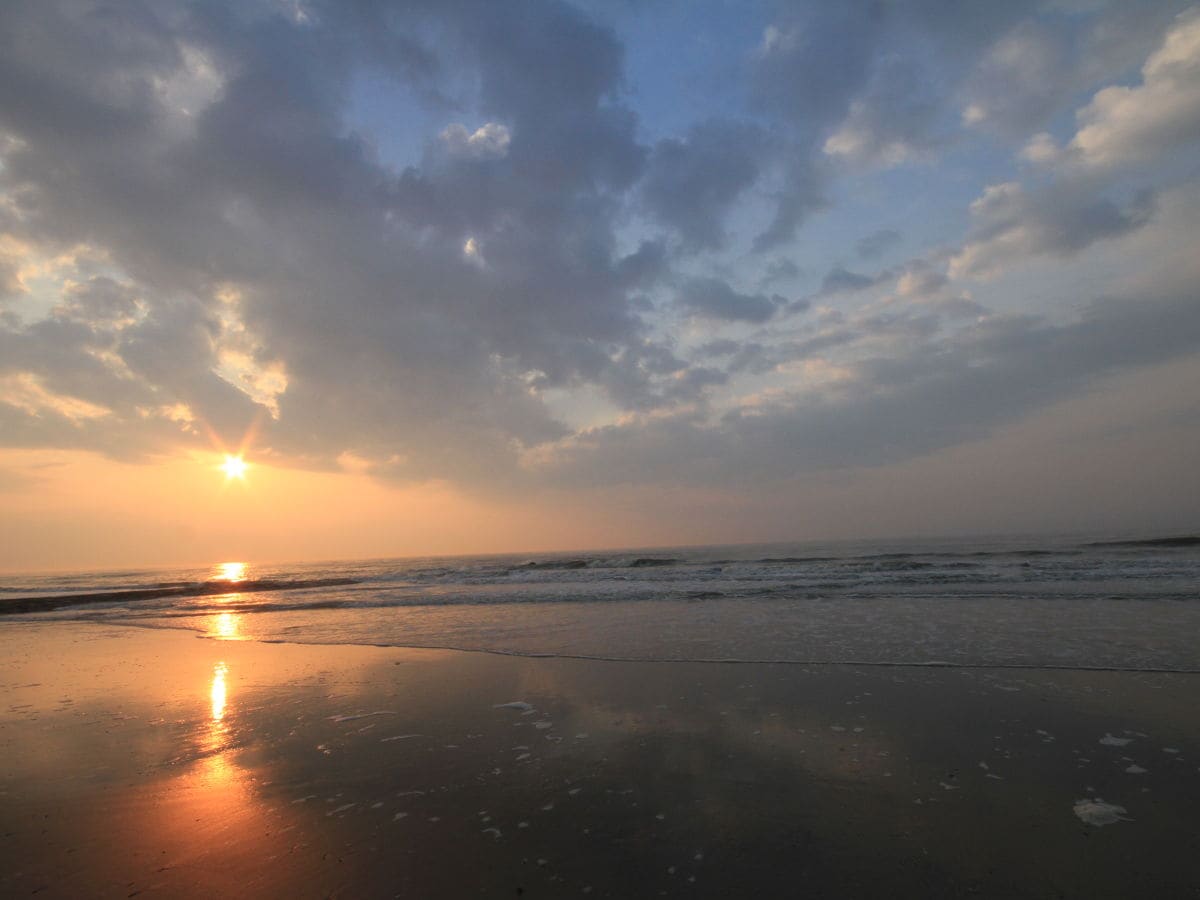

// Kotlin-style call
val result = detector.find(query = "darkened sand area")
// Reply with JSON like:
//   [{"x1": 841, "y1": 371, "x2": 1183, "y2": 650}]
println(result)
[{"x1": 2, "y1": 623, "x2": 1198, "y2": 898}]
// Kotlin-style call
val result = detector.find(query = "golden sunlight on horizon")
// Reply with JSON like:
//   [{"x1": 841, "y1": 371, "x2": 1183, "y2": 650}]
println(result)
[{"x1": 0, "y1": 446, "x2": 682, "y2": 573}]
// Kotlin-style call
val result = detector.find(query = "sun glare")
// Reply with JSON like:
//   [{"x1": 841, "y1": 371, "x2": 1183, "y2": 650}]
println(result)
[
  {"x1": 220, "y1": 454, "x2": 249, "y2": 480},
  {"x1": 217, "y1": 561, "x2": 247, "y2": 582}
]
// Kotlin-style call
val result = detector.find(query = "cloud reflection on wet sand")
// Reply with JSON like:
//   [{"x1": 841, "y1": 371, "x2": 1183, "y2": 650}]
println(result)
[{"x1": 1, "y1": 624, "x2": 1199, "y2": 897}]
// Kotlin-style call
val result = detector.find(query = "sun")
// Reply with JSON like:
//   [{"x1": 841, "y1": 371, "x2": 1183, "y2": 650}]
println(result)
[{"x1": 220, "y1": 454, "x2": 249, "y2": 480}]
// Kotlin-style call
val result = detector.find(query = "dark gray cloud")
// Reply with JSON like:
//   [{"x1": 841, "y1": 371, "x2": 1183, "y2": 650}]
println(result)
[
  {"x1": 54, "y1": 277, "x2": 142, "y2": 325},
  {"x1": 0, "y1": 0, "x2": 669, "y2": 479},
  {"x1": 534, "y1": 281, "x2": 1200, "y2": 487},
  {"x1": 824, "y1": 58, "x2": 948, "y2": 166},
  {"x1": 783, "y1": 264, "x2": 894, "y2": 313},
  {"x1": 819, "y1": 267, "x2": 877, "y2": 295},
  {"x1": 757, "y1": 257, "x2": 801, "y2": 288},
  {"x1": 641, "y1": 120, "x2": 765, "y2": 250},
  {"x1": 951, "y1": 182, "x2": 1156, "y2": 278},
  {"x1": 676, "y1": 277, "x2": 780, "y2": 323},
  {"x1": 696, "y1": 338, "x2": 741, "y2": 358},
  {"x1": 959, "y1": 20, "x2": 1073, "y2": 136}
]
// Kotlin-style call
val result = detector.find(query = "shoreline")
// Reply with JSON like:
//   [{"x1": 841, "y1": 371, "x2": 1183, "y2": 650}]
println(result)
[
  {"x1": 23, "y1": 615, "x2": 1200, "y2": 675},
  {"x1": 0, "y1": 577, "x2": 361, "y2": 615},
  {"x1": 3, "y1": 621, "x2": 1198, "y2": 897}
]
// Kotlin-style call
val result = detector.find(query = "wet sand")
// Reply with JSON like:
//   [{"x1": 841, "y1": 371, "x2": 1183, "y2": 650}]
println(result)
[{"x1": 1, "y1": 623, "x2": 1198, "y2": 898}]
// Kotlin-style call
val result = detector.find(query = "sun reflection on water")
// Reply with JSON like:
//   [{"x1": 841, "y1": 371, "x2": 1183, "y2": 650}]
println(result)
[{"x1": 216, "y1": 561, "x2": 247, "y2": 582}]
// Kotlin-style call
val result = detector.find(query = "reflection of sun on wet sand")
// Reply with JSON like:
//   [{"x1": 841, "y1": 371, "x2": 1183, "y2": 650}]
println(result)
[
  {"x1": 210, "y1": 660, "x2": 228, "y2": 723},
  {"x1": 210, "y1": 609, "x2": 243, "y2": 640},
  {"x1": 2, "y1": 622, "x2": 1199, "y2": 898},
  {"x1": 0, "y1": 627, "x2": 315, "y2": 896},
  {"x1": 196, "y1": 660, "x2": 244, "y2": 797}
]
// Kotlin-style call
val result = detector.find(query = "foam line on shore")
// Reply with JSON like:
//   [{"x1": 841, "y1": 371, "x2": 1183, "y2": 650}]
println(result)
[{"x1": 57, "y1": 617, "x2": 1200, "y2": 674}]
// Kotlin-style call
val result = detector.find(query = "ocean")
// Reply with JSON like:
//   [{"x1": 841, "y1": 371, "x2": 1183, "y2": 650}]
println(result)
[{"x1": 4, "y1": 533, "x2": 1199, "y2": 670}]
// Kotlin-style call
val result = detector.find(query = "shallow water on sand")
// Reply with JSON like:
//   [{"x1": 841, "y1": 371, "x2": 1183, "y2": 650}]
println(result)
[{"x1": 4, "y1": 534, "x2": 1199, "y2": 670}]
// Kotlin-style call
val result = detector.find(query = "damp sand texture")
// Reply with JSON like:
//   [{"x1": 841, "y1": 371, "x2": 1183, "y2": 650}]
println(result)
[{"x1": 2, "y1": 624, "x2": 1199, "y2": 898}]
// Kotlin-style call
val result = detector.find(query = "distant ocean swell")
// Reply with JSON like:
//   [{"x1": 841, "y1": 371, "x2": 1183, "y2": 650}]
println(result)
[{"x1": 3, "y1": 535, "x2": 1198, "y2": 671}]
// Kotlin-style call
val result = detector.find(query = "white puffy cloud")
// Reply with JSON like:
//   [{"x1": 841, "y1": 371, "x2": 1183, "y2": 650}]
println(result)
[
  {"x1": 966, "y1": 11, "x2": 1200, "y2": 281},
  {"x1": 1020, "y1": 131, "x2": 1061, "y2": 164},
  {"x1": 1061, "y1": 8, "x2": 1200, "y2": 170},
  {"x1": 439, "y1": 122, "x2": 512, "y2": 159}
]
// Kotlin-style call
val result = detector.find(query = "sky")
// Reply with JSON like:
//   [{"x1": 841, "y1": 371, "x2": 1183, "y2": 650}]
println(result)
[{"x1": 2, "y1": 0, "x2": 1199, "y2": 571}]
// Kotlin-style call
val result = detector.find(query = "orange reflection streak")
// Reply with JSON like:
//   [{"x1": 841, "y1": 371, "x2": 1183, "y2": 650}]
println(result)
[
  {"x1": 213, "y1": 611, "x2": 241, "y2": 640},
  {"x1": 199, "y1": 743, "x2": 237, "y2": 787},
  {"x1": 211, "y1": 661, "x2": 228, "y2": 722},
  {"x1": 199, "y1": 660, "x2": 243, "y2": 794}
]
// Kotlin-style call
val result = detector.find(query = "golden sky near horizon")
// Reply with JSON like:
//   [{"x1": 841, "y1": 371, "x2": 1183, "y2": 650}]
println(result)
[{"x1": 2, "y1": 349, "x2": 1197, "y2": 572}]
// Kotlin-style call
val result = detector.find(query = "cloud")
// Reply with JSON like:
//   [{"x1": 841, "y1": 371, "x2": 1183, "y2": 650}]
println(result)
[
  {"x1": 955, "y1": 11, "x2": 1200, "y2": 282},
  {"x1": 53, "y1": 276, "x2": 142, "y2": 326},
  {"x1": 893, "y1": 261, "x2": 984, "y2": 318},
  {"x1": 782, "y1": 264, "x2": 895, "y2": 312},
  {"x1": 529, "y1": 277, "x2": 1200, "y2": 488},
  {"x1": 526, "y1": 175, "x2": 1200, "y2": 490},
  {"x1": 960, "y1": 20, "x2": 1071, "y2": 136},
  {"x1": 1058, "y1": 8, "x2": 1200, "y2": 171},
  {"x1": 747, "y1": 6, "x2": 885, "y2": 247},
  {"x1": 0, "y1": 0, "x2": 663, "y2": 481},
  {"x1": 824, "y1": 59, "x2": 946, "y2": 167},
  {"x1": 439, "y1": 122, "x2": 512, "y2": 159},
  {"x1": 750, "y1": 162, "x2": 827, "y2": 252},
  {"x1": 744, "y1": 1, "x2": 1041, "y2": 247},
  {"x1": 949, "y1": 182, "x2": 1155, "y2": 279},
  {"x1": 676, "y1": 277, "x2": 780, "y2": 323},
  {"x1": 819, "y1": 266, "x2": 878, "y2": 296},
  {"x1": 0, "y1": 371, "x2": 111, "y2": 423},
  {"x1": 641, "y1": 120, "x2": 764, "y2": 250},
  {"x1": 856, "y1": 228, "x2": 901, "y2": 259},
  {"x1": 0, "y1": 0, "x2": 1195, "y2": 512},
  {"x1": 0, "y1": 234, "x2": 26, "y2": 301},
  {"x1": 895, "y1": 263, "x2": 948, "y2": 299}
]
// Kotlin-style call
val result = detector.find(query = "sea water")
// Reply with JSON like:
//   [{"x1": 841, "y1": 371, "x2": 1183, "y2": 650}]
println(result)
[{"x1": 3, "y1": 533, "x2": 1198, "y2": 670}]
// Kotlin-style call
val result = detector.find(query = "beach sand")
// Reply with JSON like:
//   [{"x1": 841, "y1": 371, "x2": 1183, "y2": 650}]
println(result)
[{"x1": 2, "y1": 622, "x2": 1198, "y2": 898}]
